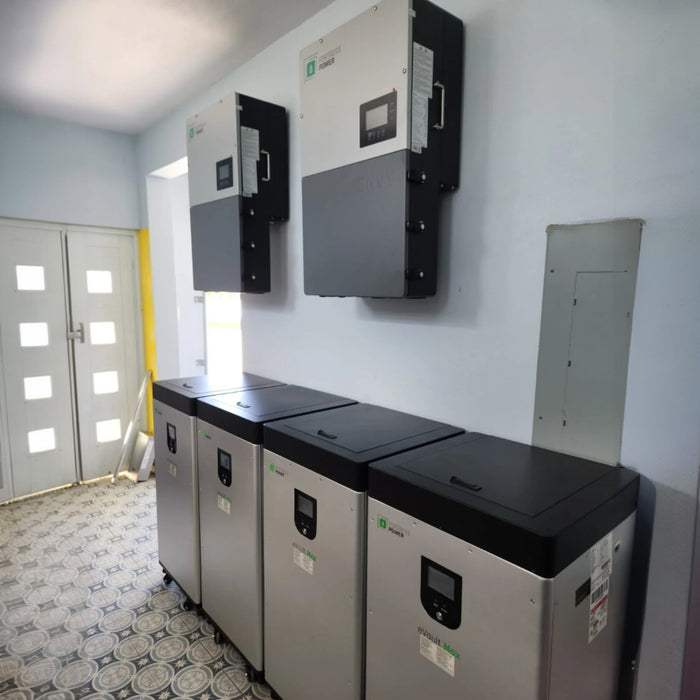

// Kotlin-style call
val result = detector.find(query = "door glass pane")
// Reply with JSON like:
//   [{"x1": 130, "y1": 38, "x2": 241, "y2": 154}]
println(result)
[
  {"x1": 96, "y1": 418, "x2": 121, "y2": 443},
  {"x1": 19, "y1": 322, "x2": 49, "y2": 347},
  {"x1": 28, "y1": 427, "x2": 56, "y2": 453},
  {"x1": 24, "y1": 376, "x2": 52, "y2": 400},
  {"x1": 16, "y1": 265, "x2": 46, "y2": 291},
  {"x1": 93, "y1": 371, "x2": 119, "y2": 395},
  {"x1": 86, "y1": 270, "x2": 113, "y2": 294},
  {"x1": 89, "y1": 322, "x2": 116, "y2": 345}
]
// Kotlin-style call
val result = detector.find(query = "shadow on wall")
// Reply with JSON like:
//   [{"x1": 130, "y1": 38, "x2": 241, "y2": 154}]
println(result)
[{"x1": 618, "y1": 474, "x2": 656, "y2": 699}]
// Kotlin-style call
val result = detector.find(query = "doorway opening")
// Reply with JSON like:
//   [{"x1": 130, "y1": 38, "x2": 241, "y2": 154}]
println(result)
[{"x1": 146, "y1": 158, "x2": 242, "y2": 380}]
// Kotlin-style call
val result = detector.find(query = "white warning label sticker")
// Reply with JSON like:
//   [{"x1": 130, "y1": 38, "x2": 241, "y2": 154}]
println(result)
[
  {"x1": 411, "y1": 42, "x2": 434, "y2": 153},
  {"x1": 419, "y1": 634, "x2": 455, "y2": 677},
  {"x1": 293, "y1": 543, "x2": 315, "y2": 575},
  {"x1": 589, "y1": 576, "x2": 610, "y2": 642},
  {"x1": 240, "y1": 126, "x2": 260, "y2": 197},
  {"x1": 588, "y1": 531, "x2": 613, "y2": 642},
  {"x1": 168, "y1": 462, "x2": 176, "y2": 478},
  {"x1": 591, "y1": 532, "x2": 613, "y2": 582},
  {"x1": 217, "y1": 493, "x2": 231, "y2": 515}
]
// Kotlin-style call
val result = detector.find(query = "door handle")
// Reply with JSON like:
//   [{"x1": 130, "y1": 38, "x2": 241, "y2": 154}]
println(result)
[{"x1": 67, "y1": 322, "x2": 85, "y2": 343}]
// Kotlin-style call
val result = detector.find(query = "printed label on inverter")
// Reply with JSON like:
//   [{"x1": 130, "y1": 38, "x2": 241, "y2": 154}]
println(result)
[
  {"x1": 411, "y1": 42, "x2": 434, "y2": 153},
  {"x1": 240, "y1": 126, "x2": 260, "y2": 197}
]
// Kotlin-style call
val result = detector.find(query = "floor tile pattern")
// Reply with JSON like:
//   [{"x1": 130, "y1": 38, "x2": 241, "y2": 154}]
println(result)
[{"x1": 0, "y1": 479, "x2": 273, "y2": 699}]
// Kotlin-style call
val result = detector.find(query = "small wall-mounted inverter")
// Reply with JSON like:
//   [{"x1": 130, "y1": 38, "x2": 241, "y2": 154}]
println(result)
[{"x1": 186, "y1": 92, "x2": 288, "y2": 293}]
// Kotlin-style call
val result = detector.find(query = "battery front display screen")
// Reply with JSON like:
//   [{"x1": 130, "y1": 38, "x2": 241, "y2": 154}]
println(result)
[
  {"x1": 297, "y1": 493, "x2": 314, "y2": 518},
  {"x1": 366, "y1": 104, "x2": 388, "y2": 130},
  {"x1": 428, "y1": 565, "x2": 455, "y2": 600},
  {"x1": 218, "y1": 450, "x2": 231, "y2": 471}
]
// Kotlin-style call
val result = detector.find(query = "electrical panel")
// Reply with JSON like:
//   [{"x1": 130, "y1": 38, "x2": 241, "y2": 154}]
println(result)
[
  {"x1": 300, "y1": 0, "x2": 463, "y2": 298},
  {"x1": 186, "y1": 92, "x2": 289, "y2": 293}
]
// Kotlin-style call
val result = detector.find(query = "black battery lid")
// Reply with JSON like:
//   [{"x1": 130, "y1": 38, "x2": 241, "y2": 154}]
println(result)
[
  {"x1": 368, "y1": 433, "x2": 640, "y2": 577},
  {"x1": 152, "y1": 372, "x2": 283, "y2": 415},
  {"x1": 196, "y1": 385, "x2": 356, "y2": 443},
  {"x1": 264, "y1": 403, "x2": 463, "y2": 491}
]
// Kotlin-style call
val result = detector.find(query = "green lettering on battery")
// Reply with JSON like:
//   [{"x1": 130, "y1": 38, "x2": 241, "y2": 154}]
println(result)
[{"x1": 443, "y1": 642, "x2": 460, "y2": 659}]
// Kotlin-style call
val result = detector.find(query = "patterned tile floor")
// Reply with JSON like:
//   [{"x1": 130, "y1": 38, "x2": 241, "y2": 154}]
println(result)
[{"x1": 0, "y1": 478, "x2": 273, "y2": 699}]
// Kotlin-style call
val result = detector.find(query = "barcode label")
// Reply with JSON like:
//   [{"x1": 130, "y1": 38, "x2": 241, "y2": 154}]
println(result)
[{"x1": 591, "y1": 577, "x2": 609, "y2": 606}]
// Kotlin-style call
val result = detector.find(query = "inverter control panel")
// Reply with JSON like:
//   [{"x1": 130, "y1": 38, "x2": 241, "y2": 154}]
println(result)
[
  {"x1": 186, "y1": 92, "x2": 289, "y2": 293},
  {"x1": 300, "y1": 0, "x2": 463, "y2": 298}
]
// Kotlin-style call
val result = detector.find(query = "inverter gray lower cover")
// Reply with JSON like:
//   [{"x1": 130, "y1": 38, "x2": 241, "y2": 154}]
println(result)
[
  {"x1": 190, "y1": 196, "x2": 241, "y2": 293},
  {"x1": 303, "y1": 152, "x2": 408, "y2": 297}
]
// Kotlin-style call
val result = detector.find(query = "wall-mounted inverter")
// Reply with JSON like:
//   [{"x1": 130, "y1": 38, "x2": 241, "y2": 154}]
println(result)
[
  {"x1": 300, "y1": 0, "x2": 463, "y2": 298},
  {"x1": 186, "y1": 92, "x2": 289, "y2": 293},
  {"x1": 366, "y1": 433, "x2": 640, "y2": 699},
  {"x1": 153, "y1": 373, "x2": 282, "y2": 608}
]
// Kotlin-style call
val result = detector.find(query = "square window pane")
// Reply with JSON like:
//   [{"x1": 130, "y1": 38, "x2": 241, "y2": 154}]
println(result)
[
  {"x1": 28, "y1": 427, "x2": 56, "y2": 453},
  {"x1": 19, "y1": 322, "x2": 49, "y2": 347},
  {"x1": 86, "y1": 270, "x2": 113, "y2": 294},
  {"x1": 96, "y1": 418, "x2": 121, "y2": 443},
  {"x1": 16, "y1": 265, "x2": 46, "y2": 291},
  {"x1": 90, "y1": 322, "x2": 116, "y2": 345},
  {"x1": 93, "y1": 371, "x2": 119, "y2": 395},
  {"x1": 24, "y1": 375, "x2": 52, "y2": 400}
]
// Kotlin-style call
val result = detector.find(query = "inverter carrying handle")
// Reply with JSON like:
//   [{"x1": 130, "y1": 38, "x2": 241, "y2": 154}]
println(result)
[
  {"x1": 432, "y1": 81, "x2": 445, "y2": 130},
  {"x1": 261, "y1": 149, "x2": 271, "y2": 182}
]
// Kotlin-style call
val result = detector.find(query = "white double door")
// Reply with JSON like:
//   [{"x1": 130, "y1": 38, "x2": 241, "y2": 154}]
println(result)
[{"x1": 0, "y1": 219, "x2": 141, "y2": 500}]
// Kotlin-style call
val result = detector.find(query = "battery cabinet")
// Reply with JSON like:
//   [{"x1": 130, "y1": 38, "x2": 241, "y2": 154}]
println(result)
[
  {"x1": 186, "y1": 92, "x2": 289, "y2": 293},
  {"x1": 300, "y1": 0, "x2": 463, "y2": 297},
  {"x1": 152, "y1": 372, "x2": 283, "y2": 608},
  {"x1": 366, "y1": 433, "x2": 640, "y2": 699}
]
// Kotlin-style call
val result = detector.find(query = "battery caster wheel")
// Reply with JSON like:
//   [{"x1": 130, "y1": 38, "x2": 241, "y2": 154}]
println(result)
[
  {"x1": 182, "y1": 599, "x2": 194, "y2": 611},
  {"x1": 162, "y1": 569, "x2": 172, "y2": 585},
  {"x1": 270, "y1": 690, "x2": 281, "y2": 699},
  {"x1": 213, "y1": 628, "x2": 222, "y2": 645},
  {"x1": 245, "y1": 665, "x2": 263, "y2": 683}
]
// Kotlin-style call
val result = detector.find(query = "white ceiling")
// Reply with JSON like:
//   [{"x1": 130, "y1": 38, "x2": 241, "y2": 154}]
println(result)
[{"x1": 0, "y1": 0, "x2": 335, "y2": 134}]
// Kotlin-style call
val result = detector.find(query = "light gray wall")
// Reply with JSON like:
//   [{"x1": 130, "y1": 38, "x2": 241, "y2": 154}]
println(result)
[
  {"x1": 136, "y1": 0, "x2": 700, "y2": 696},
  {"x1": 0, "y1": 108, "x2": 139, "y2": 228}
]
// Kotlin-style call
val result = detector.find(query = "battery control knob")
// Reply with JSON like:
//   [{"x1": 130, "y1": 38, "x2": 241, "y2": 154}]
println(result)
[
  {"x1": 436, "y1": 611, "x2": 444, "y2": 622},
  {"x1": 302, "y1": 527, "x2": 308, "y2": 536}
]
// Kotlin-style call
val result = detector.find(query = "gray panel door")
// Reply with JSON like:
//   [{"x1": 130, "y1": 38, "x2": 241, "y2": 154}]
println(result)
[
  {"x1": 562, "y1": 272, "x2": 633, "y2": 463},
  {"x1": 533, "y1": 219, "x2": 642, "y2": 465}
]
